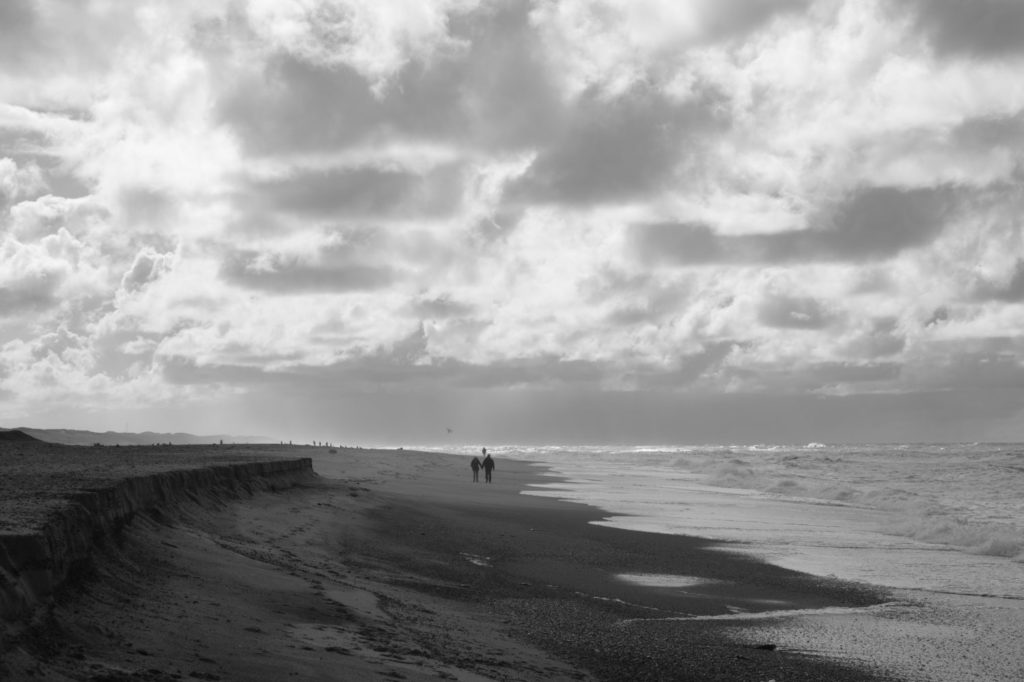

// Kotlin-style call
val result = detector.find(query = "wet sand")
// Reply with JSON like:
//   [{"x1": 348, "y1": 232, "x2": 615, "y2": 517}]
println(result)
[{"x1": 2, "y1": 446, "x2": 894, "y2": 680}]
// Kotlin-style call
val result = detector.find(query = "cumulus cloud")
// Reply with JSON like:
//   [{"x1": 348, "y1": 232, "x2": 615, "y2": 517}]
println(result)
[
  {"x1": 634, "y1": 186, "x2": 955, "y2": 264},
  {"x1": 531, "y1": 0, "x2": 812, "y2": 97},
  {"x1": 3, "y1": 0, "x2": 1024, "y2": 441},
  {"x1": 219, "y1": 2, "x2": 560, "y2": 158},
  {"x1": 841, "y1": 316, "x2": 906, "y2": 359},
  {"x1": 975, "y1": 260, "x2": 1024, "y2": 302},
  {"x1": 219, "y1": 249, "x2": 396, "y2": 294},
  {"x1": 121, "y1": 249, "x2": 173, "y2": 293},
  {"x1": 243, "y1": 0, "x2": 476, "y2": 88},
  {"x1": 623, "y1": 341, "x2": 735, "y2": 389},
  {"x1": 409, "y1": 295, "x2": 476, "y2": 319},
  {"x1": 0, "y1": 229, "x2": 98, "y2": 316},
  {"x1": 0, "y1": 157, "x2": 48, "y2": 208},
  {"x1": 758, "y1": 295, "x2": 835, "y2": 330}
]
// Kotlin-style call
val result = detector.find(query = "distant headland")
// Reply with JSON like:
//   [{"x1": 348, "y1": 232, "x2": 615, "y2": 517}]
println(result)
[{"x1": 0, "y1": 426, "x2": 273, "y2": 447}]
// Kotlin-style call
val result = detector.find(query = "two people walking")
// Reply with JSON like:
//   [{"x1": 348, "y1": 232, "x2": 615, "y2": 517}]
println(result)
[{"x1": 470, "y1": 447, "x2": 495, "y2": 483}]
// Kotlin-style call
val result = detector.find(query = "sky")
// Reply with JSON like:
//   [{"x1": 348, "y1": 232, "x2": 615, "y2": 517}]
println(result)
[{"x1": 2, "y1": 0, "x2": 1024, "y2": 445}]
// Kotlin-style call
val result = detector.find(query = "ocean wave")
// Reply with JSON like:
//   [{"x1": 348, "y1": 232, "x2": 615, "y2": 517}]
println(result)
[
  {"x1": 663, "y1": 447, "x2": 1024, "y2": 562},
  {"x1": 704, "y1": 461, "x2": 758, "y2": 488},
  {"x1": 509, "y1": 443, "x2": 1024, "y2": 567},
  {"x1": 886, "y1": 515, "x2": 1024, "y2": 559}
]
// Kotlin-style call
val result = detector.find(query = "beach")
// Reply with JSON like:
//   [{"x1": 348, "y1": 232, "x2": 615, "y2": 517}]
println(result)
[{"x1": 2, "y1": 444, "x2": 894, "y2": 681}]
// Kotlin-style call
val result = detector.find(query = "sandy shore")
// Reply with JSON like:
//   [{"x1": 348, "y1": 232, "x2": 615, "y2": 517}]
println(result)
[{"x1": 1, "y1": 446, "x2": 894, "y2": 681}]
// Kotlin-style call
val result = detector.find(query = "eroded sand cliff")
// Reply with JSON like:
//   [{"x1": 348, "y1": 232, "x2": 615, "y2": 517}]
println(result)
[{"x1": 0, "y1": 441, "x2": 312, "y2": 627}]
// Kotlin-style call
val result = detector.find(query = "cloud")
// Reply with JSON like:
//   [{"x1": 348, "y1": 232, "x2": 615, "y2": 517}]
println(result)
[
  {"x1": 0, "y1": 270, "x2": 63, "y2": 315},
  {"x1": 625, "y1": 341, "x2": 735, "y2": 389},
  {"x1": 758, "y1": 295, "x2": 834, "y2": 330},
  {"x1": 242, "y1": 0, "x2": 476, "y2": 88},
  {"x1": 220, "y1": 1, "x2": 559, "y2": 159},
  {"x1": 5, "y1": 0, "x2": 1024, "y2": 442},
  {"x1": 810, "y1": 185, "x2": 954, "y2": 258},
  {"x1": 160, "y1": 355, "x2": 268, "y2": 387},
  {"x1": 0, "y1": 228, "x2": 105, "y2": 316},
  {"x1": 841, "y1": 316, "x2": 906, "y2": 359},
  {"x1": 910, "y1": 0, "x2": 1024, "y2": 58},
  {"x1": 505, "y1": 86, "x2": 725, "y2": 205},
  {"x1": 450, "y1": 0, "x2": 566, "y2": 150},
  {"x1": 246, "y1": 163, "x2": 464, "y2": 220},
  {"x1": 924, "y1": 306, "x2": 949, "y2": 327},
  {"x1": 409, "y1": 295, "x2": 475, "y2": 319},
  {"x1": 220, "y1": 56, "x2": 424, "y2": 157},
  {"x1": 219, "y1": 249, "x2": 395, "y2": 294},
  {"x1": 121, "y1": 249, "x2": 173, "y2": 293},
  {"x1": 0, "y1": 157, "x2": 48, "y2": 209},
  {"x1": 531, "y1": 0, "x2": 812, "y2": 98},
  {"x1": 0, "y1": 1, "x2": 190, "y2": 109},
  {"x1": 634, "y1": 185, "x2": 955, "y2": 265},
  {"x1": 975, "y1": 259, "x2": 1024, "y2": 302},
  {"x1": 0, "y1": 107, "x2": 94, "y2": 206}
]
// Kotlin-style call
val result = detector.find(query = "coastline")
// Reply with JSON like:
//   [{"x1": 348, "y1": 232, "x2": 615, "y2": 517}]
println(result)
[
  {"x1": 2, "y1": 445, "x2": 894, "y2": 680},
  {"x1": 349, "y1": 450, "x2": 893, "y2": 681}
]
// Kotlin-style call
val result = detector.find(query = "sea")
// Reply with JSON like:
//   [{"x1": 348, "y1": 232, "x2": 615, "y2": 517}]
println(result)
[{"x1": 424, "y1": 442, "x2": 1024, "y2": 681}]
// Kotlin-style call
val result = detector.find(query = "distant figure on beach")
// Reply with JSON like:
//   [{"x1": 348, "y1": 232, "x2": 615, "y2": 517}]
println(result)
[
  {"x1": 470, "y1": 455, "x2": 482, "y2": 482},
  {"x1": 482, "y1": 450, "x2": 495, "y2": 483}
]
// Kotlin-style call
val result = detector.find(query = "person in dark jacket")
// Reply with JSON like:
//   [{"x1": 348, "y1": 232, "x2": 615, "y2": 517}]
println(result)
[
  {"x1": 482, "y1": 451, "x2": 495, "y2": 483},
  {"x1": 470, "y1": 455, "x2": 482, "y2": 482}
]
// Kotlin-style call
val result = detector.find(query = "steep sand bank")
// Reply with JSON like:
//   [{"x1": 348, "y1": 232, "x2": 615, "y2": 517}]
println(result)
[
  {"x1": 0, "y1": 442, "x2": 313, "y2": 626},
  {"x1": 1, "y1": 446, "x2": 893, "y2": 680}
]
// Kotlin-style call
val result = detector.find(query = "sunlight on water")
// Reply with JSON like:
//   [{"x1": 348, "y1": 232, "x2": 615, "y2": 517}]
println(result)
[
  {"x1": 424, "y1": 442, "x2": 1024, "y2": 595},
  {"x1": 616, "y1": 573, "x2": 715, "y2": 588},
  {"x1": 498, "y1": 443, "x2": 1024, "y2": 597}
]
